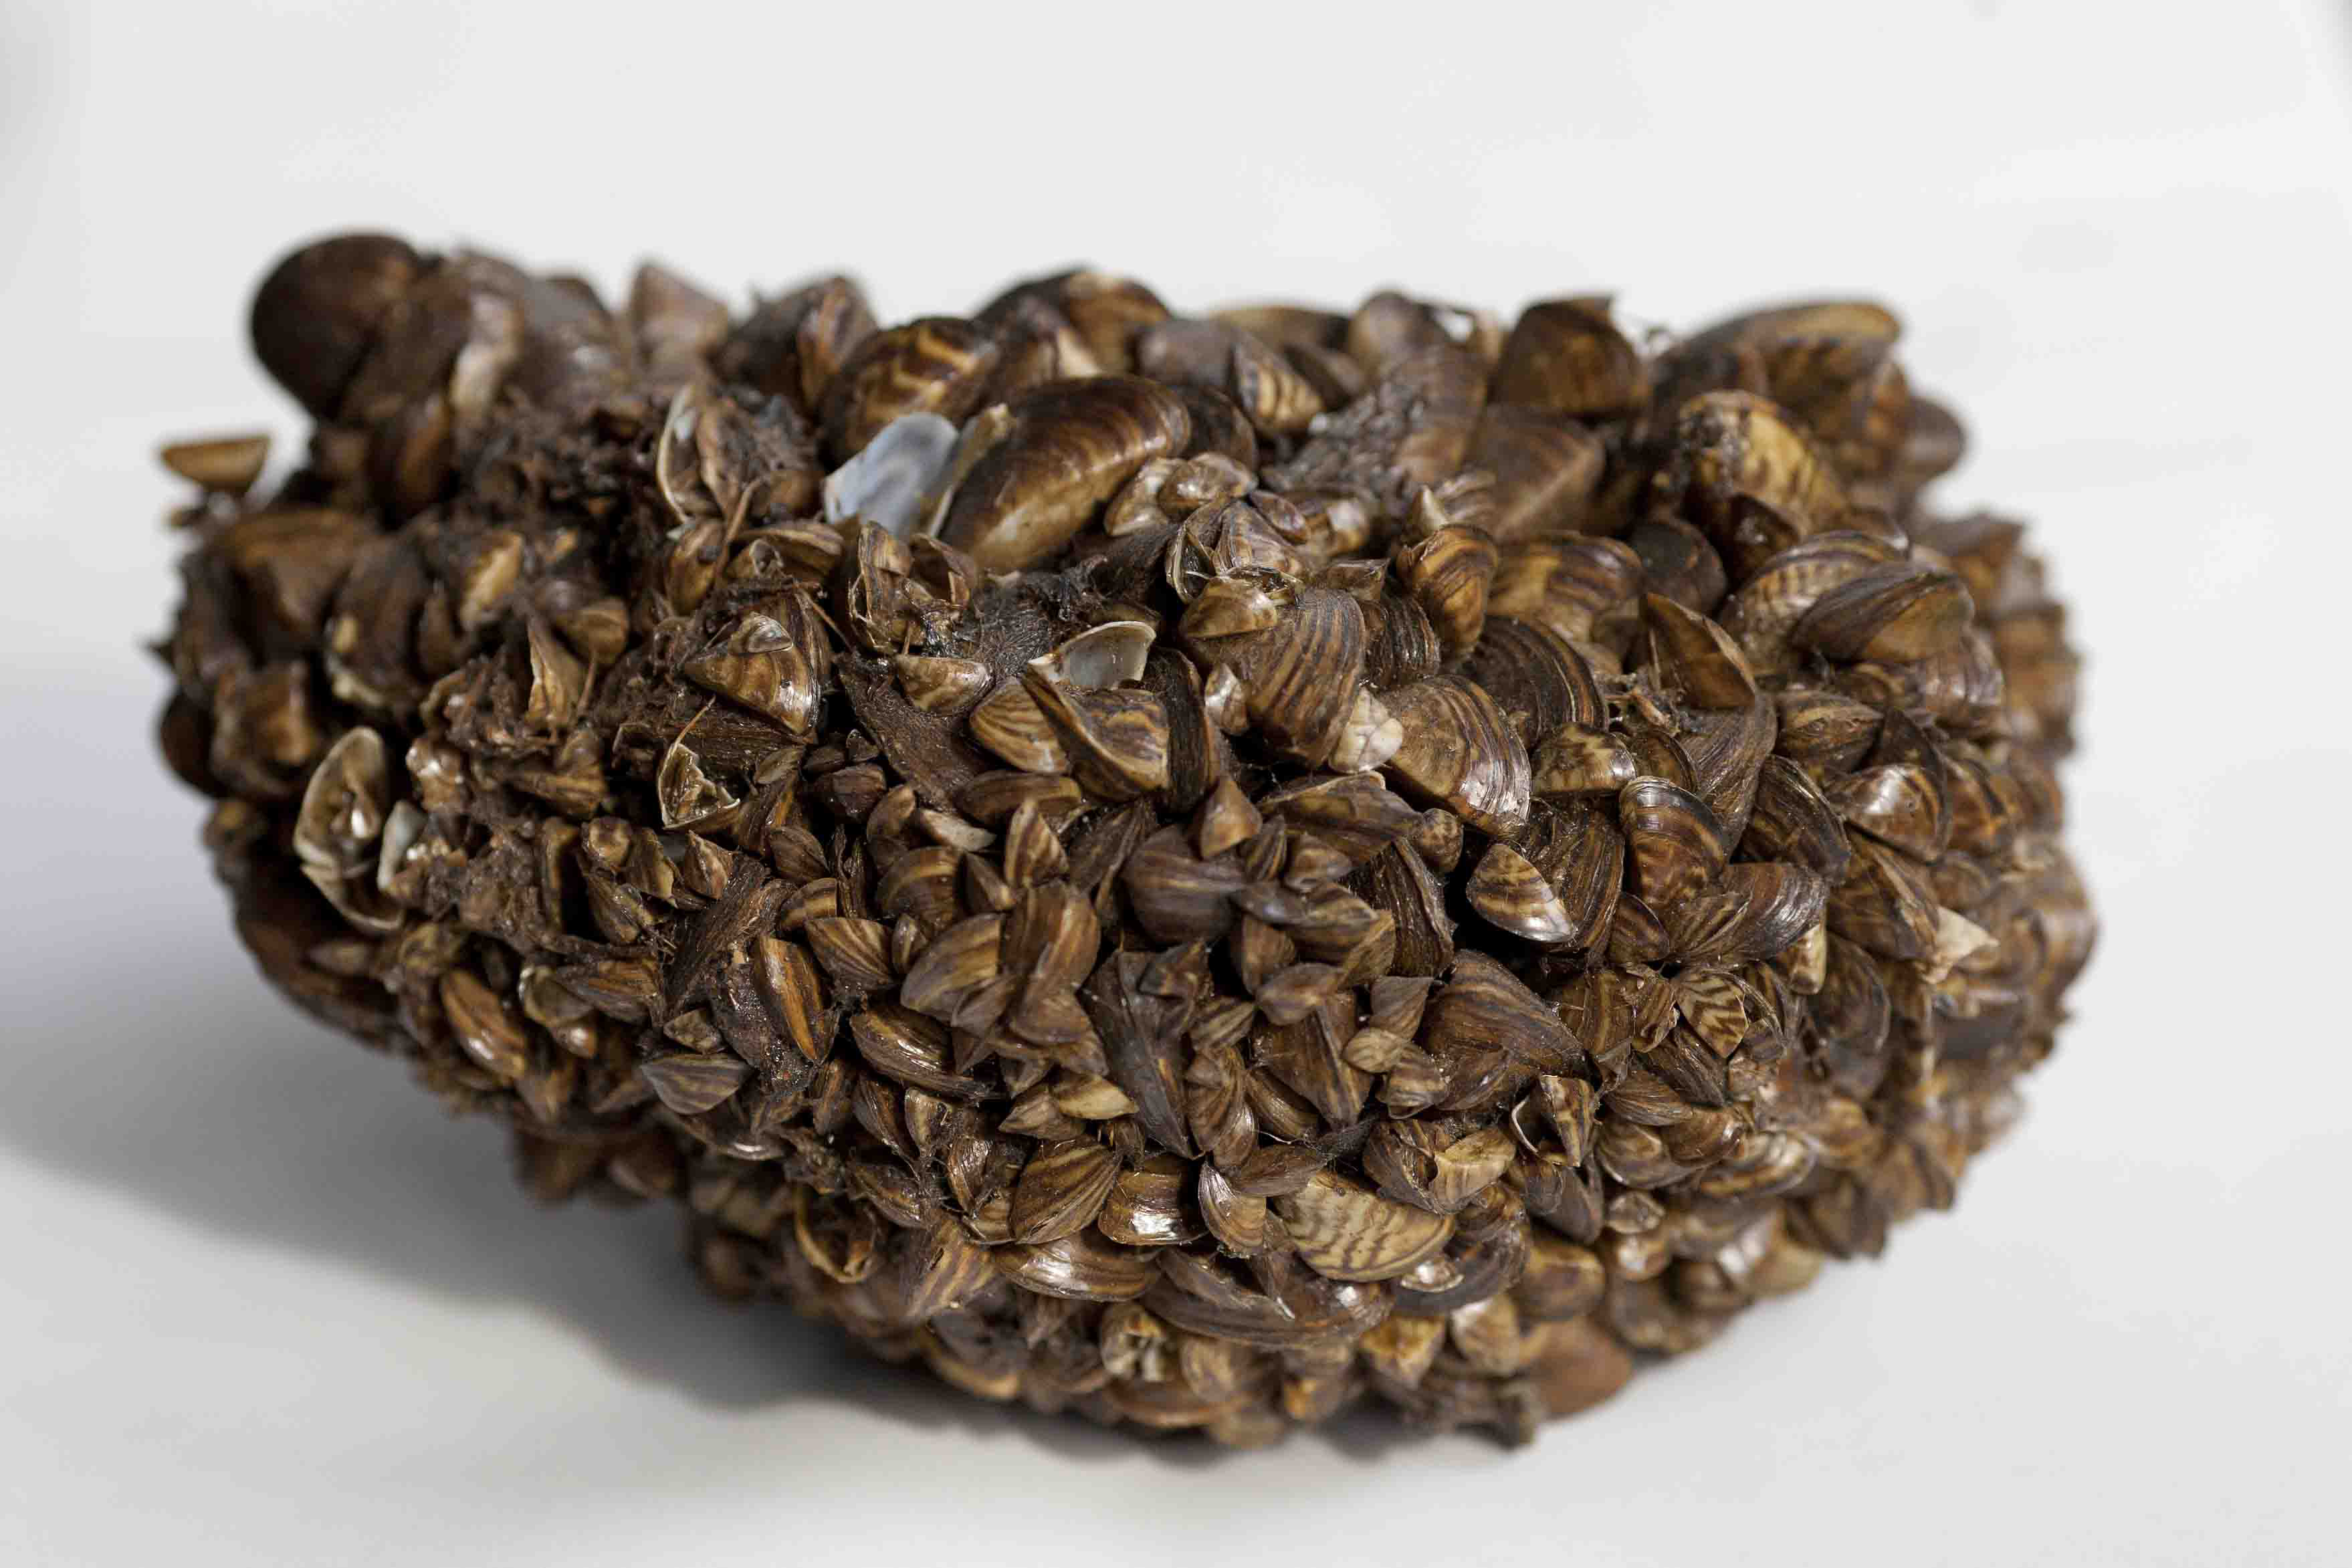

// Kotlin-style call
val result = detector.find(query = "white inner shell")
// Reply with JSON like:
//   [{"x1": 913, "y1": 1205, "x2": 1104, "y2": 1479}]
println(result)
[{"x1": 822, "y1": 412, "x2": 961, "y2": 538}]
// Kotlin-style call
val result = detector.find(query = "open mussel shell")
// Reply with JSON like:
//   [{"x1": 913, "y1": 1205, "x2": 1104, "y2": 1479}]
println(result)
[{"x1": 822, "y1": 411, "x2": 959, "y2": 537}]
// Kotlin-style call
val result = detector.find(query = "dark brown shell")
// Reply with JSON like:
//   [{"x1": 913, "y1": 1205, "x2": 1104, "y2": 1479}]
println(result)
[
  {"x1": 1469, "y1": 404, "x2": 1606, "y2": 540},
  {"x1": 1491, "y1": 297, "x2": 1648, "y2": 418},
  {"x1": 249, "y1": 234, "x2": 424, "y2": 418}
]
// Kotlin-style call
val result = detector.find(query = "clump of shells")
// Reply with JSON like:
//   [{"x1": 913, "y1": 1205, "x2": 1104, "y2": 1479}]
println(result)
[{"x1": 157, "y1": 236, "x2": 2094, "y2": 1445}]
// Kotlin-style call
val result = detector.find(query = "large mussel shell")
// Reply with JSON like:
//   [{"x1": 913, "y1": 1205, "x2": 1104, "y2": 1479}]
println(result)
[
  {"x1": 1640, "y1": 592, "x2": 1757, "y2": 710},
  {"x1": 1826, "y1": 838, "x2": 1940, "y2": 961},
  {"x1": 1678, "y1": 695, "x2": 1777, "y2": 844},
  {"x1": 1467, "y1": 843, "x2": 1579, "y2": 945},
  {"x1": 1273, "y1": 1171, "x2": 1456, "y2": 1284},
  {"x1": 1346, "y1": 290, "x2": 1461, "y2": 374},
  {"x1": 1490, "y1": 297, "x2": 1648, "y2": 418},
  {"x1": 1359, "y1": 588, "x2": 1444, "y2": 691},
  {"x1": 1395, "y1": 524, "x2": 1498, "y2": 661},
  {"x1": 1624, "y1": 515, "x2": 1727, "y2": 617},
  {"x1": 1772, "y1": 688, "x2": 1883, "y2": 776},
  {"x1": 1210, "y1": 585, "x2": 1370, "y2": 770},
  {"x1": 250, "y1": 233, "x2": 425, "y2": 419},
  {"x1": 1826, "y1": 762, "x2": 1949, "y2": 861},
  {"x1": 940, "y1": 377, "x2": 1191, "y2": 572},
  {"x1": 1656, "y1": 300, "x2": 1909, "y2": 479}
]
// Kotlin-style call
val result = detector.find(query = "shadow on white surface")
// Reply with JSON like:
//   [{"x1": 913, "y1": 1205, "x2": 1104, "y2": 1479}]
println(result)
[{"x1": 0, "y1": 929, "x2": 1435, "y2": 1465}]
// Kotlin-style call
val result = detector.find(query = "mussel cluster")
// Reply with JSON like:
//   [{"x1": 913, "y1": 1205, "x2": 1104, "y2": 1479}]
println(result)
[{"x1": 156, "y1": 235, "x2": 2093, "y2": 1444}]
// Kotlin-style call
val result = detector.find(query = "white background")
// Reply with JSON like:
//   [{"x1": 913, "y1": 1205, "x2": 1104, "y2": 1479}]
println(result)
[{"x1": 3, "y1": 3, "x2": 2348, "y2": 1563}]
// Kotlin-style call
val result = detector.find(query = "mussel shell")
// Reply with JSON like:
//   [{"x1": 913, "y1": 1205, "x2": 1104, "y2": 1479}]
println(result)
[
  {"x1": 1791, "y1": 561, "x2": 1973, "y2": 663},
  {"x1": 1669, "y1": 390, "x2": 1848, "y2": 579},
  {"x1": 940, "y1": 377, "x2": 1191, "y2": 572},
  {"x1": 1490, "y1": 297, "x2": 1648, "y2": 418},
  {"x1": 1513, "y1": 801, "x2": 1621, "y2": 957},
  {"x1": 1394, "y1": 525, "x2": 1498, "y2": 660},
  {"x1": 1640, "y1": 592, "x2": 1756, "y2": 709},
  {"x1": 1222, "y1": 585, "x2": 1370, "y2": 769},
  {"x1": 1625, "y1": 515, "x2": 1727, "y2": 617},
  {"x1": 1530, "y1": 723, "x2": 1637, "y2": 799},
  {"x1": 1719, "y1": 531, "x2": 1905, "y2": 673},
  {"x1": 1772, "y1": 689, "x2": 1883, "y2": 776},
  {"x1": 250, "y1": 233, "x2": 424, "y2": 419},
  {"x1": 1174, "y1": 383, "x2": 1259, "y2": 467},
  {"x1": 1488, "y1": 537, "x2": 1643, "y2": 652},
  {"x1": 716, "y1": 275, "x2": 876, "y2": 413},
  {"x1": 1346, "y1": 290, "x2": 1459, "y2": 375},
  {"x1": 1618, "y1": 777, "x2": 1729, "y2": 912},
  {"x1": 979, "y1": 269, "x2": 1170, "y2": 375},
  {"x1": 1467, "y1": 843, "x2": 1579, "y2": 945},
  {"x1": 1359, "y1": 590, "x2": 1444, "y2": 691},
  {"x1": 1826, "y1": 762, "x2": 1949, "y2": 861},
  {"x1": 1467, "y1": 405, "x2": 1605, "y2": 540},
  {"x1": 1678, "y1": 695, "x2": 1777, "y2": 843},
  {"x1": 1826, "y1": 838, "x2": 1940, "y2": 961},
  {"x1": 1382, "y1": 675, "x2": 1533, "y2": 836},
  {"x1": 819, "y1": 316, "x2": 1002, "y2": 463},
  {"x1": 1739, "y1": 756, "x2": 1854, "y2": 883},
  {"x1": 1460, "y1": 617, "x2": 1603, "y2": 750},
  {"x1": 1808, "y1": 934, "x2": 1893, "y2": 1097}
]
